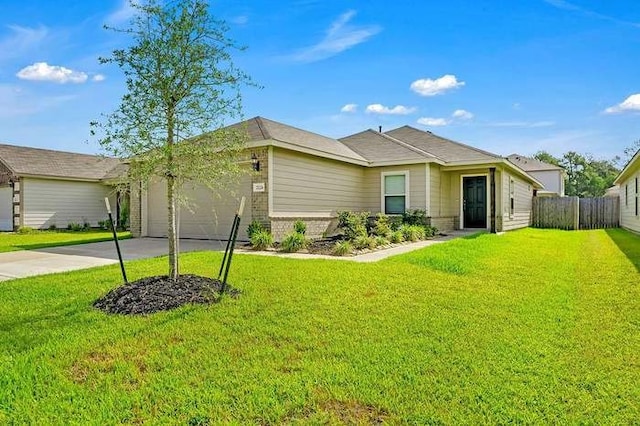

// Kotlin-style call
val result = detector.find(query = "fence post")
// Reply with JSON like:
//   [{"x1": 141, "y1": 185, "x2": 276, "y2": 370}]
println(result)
[{"x1": 573, "y1": 196, "x2": 580, "y2": 230}]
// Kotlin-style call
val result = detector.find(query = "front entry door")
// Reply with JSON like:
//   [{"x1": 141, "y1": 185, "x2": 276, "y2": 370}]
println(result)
[{"x1": 463, "y1": 176, "x2": 487, "y2": 228}]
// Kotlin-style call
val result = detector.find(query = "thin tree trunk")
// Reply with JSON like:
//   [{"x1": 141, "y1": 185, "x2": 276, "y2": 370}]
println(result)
[
  {"x1": 167, "y1": 174, "x2": 178, "y2": 280},
  {"x1": 167, "y1": 104, "x2": 179, "y2": 280}
]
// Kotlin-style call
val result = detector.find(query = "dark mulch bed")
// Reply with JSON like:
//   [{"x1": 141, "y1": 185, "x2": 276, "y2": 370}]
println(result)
[{"x1": 94, "y1": 274, "x2": 240, "y2": 315}]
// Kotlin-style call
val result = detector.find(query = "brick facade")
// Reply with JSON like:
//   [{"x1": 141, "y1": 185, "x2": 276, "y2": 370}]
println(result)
[{"x1": 270, "y1": 217, "x2": 337, "y2": 241}]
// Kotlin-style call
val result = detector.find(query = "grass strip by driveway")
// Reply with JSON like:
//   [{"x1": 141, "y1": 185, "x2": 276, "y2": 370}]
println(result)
[
  {"x1": 0, "y1": 230, "x2": 131, "y2": 253},
  {"x1": 0, "y1": 228, "x2": 638, "y2": 424}
]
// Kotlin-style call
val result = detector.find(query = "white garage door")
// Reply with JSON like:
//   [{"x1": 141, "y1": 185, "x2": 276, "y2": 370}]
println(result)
[
  {"x1": 147, "y1": 174, "x2": 252, "y2": 240},
  {"x1": 0, "y1": 186, "x2": 13, "y2": 231}
]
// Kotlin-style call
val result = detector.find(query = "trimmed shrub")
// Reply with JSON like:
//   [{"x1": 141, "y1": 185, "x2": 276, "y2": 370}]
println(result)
[
  {"x1": 250, "y1": 230, "x2": 274, "y2": 250},
  {"x1": 402, "y1": 209, "x2": 429, "y2": 227},
  {"x1": 389, "y1": 230, "x2": 404, "y2": 243},
  {"x1": 281, "y1": 232, "x2": 307, "y2": 253},
  {"x1": 337, "y1": 210, "x2": 369, "y2": 241},
  {"x1": 401, "y1": 224, "x2": 426, "y2": 242},
  {"x1": 333, "y1": 240, "x2": 353, "y2": 256},
  {"x1": 293, "y1": 220, "x2": 307, "y2": 235},
  {"x1": 67, "y1": 222, "x2": 83, "y2": 231},
  {"x1": 247, "y1": 220, "x2": 265, "y2": 239},
  {"x1": 48, "y1": 224, "x2": 57, "y2": 231},
  {"x1": 375, "y1": 236, "x2": 389, "y2": 247},
  {"x1": 424, "y1": 225, "x2": 438, "y2": 238},
  {"x1": 98, "y1": 219, "x2": 112, "y2": 230},
  {"x1": 373, "y1": 213, "x2": 392, "y2": 237},
  {"x1": 353, "y1": 235, "x2": 377, "y2": 250},
  {"x1": 83, "y1": 222, "x2": 91, "y2": 231},
  {"x1": 17, "y1": 226, "x2": 35, "y2": 234}
]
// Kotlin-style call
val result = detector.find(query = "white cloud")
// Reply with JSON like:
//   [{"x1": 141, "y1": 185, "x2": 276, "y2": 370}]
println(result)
[
  {"x1": 0, "y1": 25, "x2": 48, "y2": 61},
  {"x1": 230, "y1": 15, "x2": 249, "y2": 25},
  {"x1": 366, "y1": 104, "x2": 416, "y2": 115},
  {"x1": 16, "y1": 62, "x2": 88, "y2": 84},
  {"x1": 291, "y1": 10, "x2": 381, "y2": 63},
  {"x1": 417, "y1": 117, "x2": 449, "y2": 126},
  {"x1": 604, "y1": 94, "x2": 640, "y2": 114},
  {"x1": 341, "y1": 103, "x2": 358, "y2": 113},
  {"x1": 410, "y1": 74, "x2": 465, "y2": 97},
  {"x1": 106, "y1": 0, "x2": 137, "y2": 26},
  {"x1": 92, "y1": 74, "x2": 106, "y2": 82},
  {"x1": 452, "y1": 109, "x2": 474, "y2": 120},
  {"x1": 0, "y1": 84, "x2": 76, "y2": 118},
  {"x1": 488, "y1": 121, "x2": 555, "y2": 128}
]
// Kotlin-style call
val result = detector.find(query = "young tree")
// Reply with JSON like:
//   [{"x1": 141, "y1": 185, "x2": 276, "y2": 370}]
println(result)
[{"x1": 92, "y1": 0, "x2": 254, "y2": 280}]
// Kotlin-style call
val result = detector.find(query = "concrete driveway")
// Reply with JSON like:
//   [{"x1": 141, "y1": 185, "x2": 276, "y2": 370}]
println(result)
[{"x1": 0, "y1": 238, "x2": 225, "y2": 281}]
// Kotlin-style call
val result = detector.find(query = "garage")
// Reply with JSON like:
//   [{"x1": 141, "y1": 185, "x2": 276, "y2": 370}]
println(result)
[
  {"x1": 0, "y1": 186, "x2": 12, "y2": 231},
  {"x1": 146, "y1": 174, "x2": 252, "y2": 240}
]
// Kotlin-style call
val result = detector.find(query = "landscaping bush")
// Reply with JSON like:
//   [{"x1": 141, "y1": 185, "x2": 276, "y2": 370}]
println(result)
[
  {"x1": 332, "y1": 240, "x2": 352, "y2": 256},
  {"x1": 373, "y1": 213, "x2": 392, "y2": 237},
  {"x1": 424, "y1": 225, "x2": 438, "y2": 238},
  {"x1": 98, "y1": 219, "x2": 112, "y2": 230},
  {"x1": 17, "y1": 226, "x2": 36, "y2": 234},
  {"x1": 250, "y1": 230, "x2": 274, "y2": 250},
  {"x1": 402, "y1": 209, "x2": 429, "y2": 227},
  {"x1": 48, "y1": 224, "x2": 57, "y2": 231},
  {"x1": 293, "y1": 220, "x2": 307, "y2": 235},
  {"x1": 246, "y1": 220, "x2": 265, "y2": 239},
  {"x1": 389, "y1": 230, "x2": 404, "y2": 243},
  {"x1": 353, "y1": 234, "x2": 377, "y2": 250},
  {"x1": 375, "y1": 236, "x2": 389, "y2": 247},
  {"x1": 401, "y1": 224, "x2": 426, "y2": 242},
  {"x1": 67, "y1": 223, "x2": 83, "y2": 231},
  {"x1": 83, "y1": 222, "x2": 91, "y2": 231},
  {"x1": 337, "y1": 210, "x2": 369, "y2": 240},
  {"x1": 281, "y1": 232, "x2": 307, "y2": 253}
]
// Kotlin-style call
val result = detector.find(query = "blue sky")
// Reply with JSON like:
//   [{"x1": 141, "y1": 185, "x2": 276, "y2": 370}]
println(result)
[{"x1": 1, "y1": 0, "x2": 639, "y2": 161}]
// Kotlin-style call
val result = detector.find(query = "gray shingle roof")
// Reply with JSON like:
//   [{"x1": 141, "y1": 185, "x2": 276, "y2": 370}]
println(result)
[
  {"x1": 230, "y1": 116, "x2": 367, "y2": 163},
  {"x1": 384, "y1": 126, "x2": 501, "y2": 163},
  {"x1": 507, "y1": 154, "x2": 564, "y2": 171},
  {"x1": 339, "y1": 129, "x2": 436, "y2": 163},
  {"x1": 0, "y1": 143, "x2": 122, "y2": 181}
]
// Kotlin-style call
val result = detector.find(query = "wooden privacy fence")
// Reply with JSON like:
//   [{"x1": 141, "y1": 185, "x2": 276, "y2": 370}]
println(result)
[{"x1": 532, "y1": 196, "x2": 619, "y2": 230}]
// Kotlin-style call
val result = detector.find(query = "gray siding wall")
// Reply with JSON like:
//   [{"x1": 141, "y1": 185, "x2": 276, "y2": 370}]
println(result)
[
  {"x1": 22, "y1": 178, "x2": 114, "y2": 229},
  {"x1": 620, "y1": 170, "x2": 640, "y2": 233},
  {"x1": 530, "y1": 169, "x2": 564, "y2": 195},
  {"x1": 272, "y1": 148, "x2": 364, "y2": 214},
  {"x1": 363, "y1": 164, "x2": 427, "y2": 214}
]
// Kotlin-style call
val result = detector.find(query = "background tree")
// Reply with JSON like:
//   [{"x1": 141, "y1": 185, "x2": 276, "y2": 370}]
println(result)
[
  {"x1": 534, "y1": 150, "x2": 619, "y2": 197},
  {"x1": 92, "y1": 0, "x2": 254, "y2": 280}
]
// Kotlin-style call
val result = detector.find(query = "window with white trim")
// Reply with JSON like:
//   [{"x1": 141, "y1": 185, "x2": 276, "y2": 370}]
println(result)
[
  {"x1": 509, "y1": 179, "x2": 515, "y2": 218},
  {"x1": 383, "y1": 173, "x2": 407, "y2": 214},
  {"x1": 636, "y1": 178, "x2": 638, "y2": 216}
]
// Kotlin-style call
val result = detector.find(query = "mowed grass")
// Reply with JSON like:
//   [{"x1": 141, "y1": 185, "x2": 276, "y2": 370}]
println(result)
[
  {"x1": 0, "y1": 230, "x2": 131, "y2": 252},
  {"x1": 0, "y1": 228, "x2": 638, "y2": 424}
]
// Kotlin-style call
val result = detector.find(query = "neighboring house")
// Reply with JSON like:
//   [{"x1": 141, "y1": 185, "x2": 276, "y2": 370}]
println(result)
[
  {"x1": 131, "y1": 117, "x2": 544, "y2": 240},
  {"x1": 614, "y1": 149, "x2": 640, "y2": 234},
  {"x1": 0, "y1": 143, "x2": 122, "y2": 231},
  {"x1": 507, "y1": 154, "x2": 566, "y2": 196}
]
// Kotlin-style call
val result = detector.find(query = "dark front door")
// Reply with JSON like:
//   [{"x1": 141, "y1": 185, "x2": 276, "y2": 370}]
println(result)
[{"x1": 463, "y1": 176, "x2": 487, "y2": 228}]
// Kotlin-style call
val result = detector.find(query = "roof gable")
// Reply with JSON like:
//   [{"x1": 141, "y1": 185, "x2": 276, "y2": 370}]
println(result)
[
  {"x1": 614, "y1": 148, "x2": 640, "y2": 185},
  {"x1": 0, "y1": 143, "x2": 122, "y2": 181},
  {"x1": 229, "y1": 116, "x2": 367, "y2": 163},
  {"x1": 339, "y1": 129, "x2": 437, "y2": 163},
  {"x1": 385, "y1": 126, "x2": 501, "y2": 163},
  {"x1": 507, "y1": 154, "x2": 563, "y2": 171}
]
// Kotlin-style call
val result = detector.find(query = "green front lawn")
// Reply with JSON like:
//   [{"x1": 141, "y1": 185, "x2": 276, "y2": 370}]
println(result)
[
  {"x1": 0, "y1": 228, "x2": 638, "y2": 423},
  {"x1": 0, "y1": 230, "x2": 131, "y2": 252}
]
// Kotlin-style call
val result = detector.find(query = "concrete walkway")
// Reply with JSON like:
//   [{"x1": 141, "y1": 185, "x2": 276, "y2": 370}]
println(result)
[
  {"x1": 0, "y1": 238, "x2": 225, "y2": 282},
  {"x1": 0, "y1": 230, "x2": 479, "y2": 281},
  {"x1": 235, "y1": 230, "x2": 480, "y2": 263}
]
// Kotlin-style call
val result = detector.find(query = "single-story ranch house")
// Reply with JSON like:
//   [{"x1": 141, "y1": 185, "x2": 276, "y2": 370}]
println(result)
[
  {"x1": 0, "y1": 144, "x2": 122, "y2": 231},
  {"x1": 614, "y1": 148, "x2": 640, "y2": 234},
  {"x1": 130, "y1": 117, "x2": 544, "y2": 240}
]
